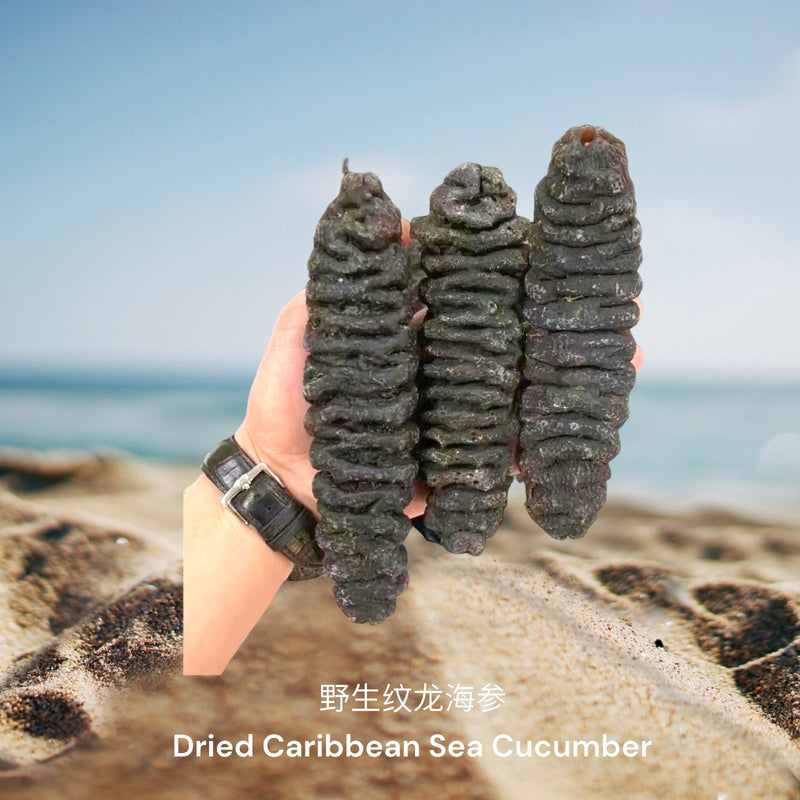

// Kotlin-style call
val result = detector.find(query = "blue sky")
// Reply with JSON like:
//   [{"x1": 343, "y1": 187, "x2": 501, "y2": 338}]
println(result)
[{"x1": 2, "y1": 1, "x2": 799, "y2": 378}]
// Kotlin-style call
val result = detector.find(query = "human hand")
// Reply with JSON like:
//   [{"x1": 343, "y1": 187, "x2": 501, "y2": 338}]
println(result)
[
  {"x1": 233, "y1": 290, "x2": 319, "y2": 515},
  {"x1": 234, "y1": 221, "x2": 430, "y2": 520},
  {"x1": 234, "y1": 225, "x2": 642, "y2": 520}
]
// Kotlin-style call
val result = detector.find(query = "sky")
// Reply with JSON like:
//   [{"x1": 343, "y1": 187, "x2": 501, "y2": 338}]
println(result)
[{"x1": 2, "y1": 0, "x2": 799, "y2": 379}]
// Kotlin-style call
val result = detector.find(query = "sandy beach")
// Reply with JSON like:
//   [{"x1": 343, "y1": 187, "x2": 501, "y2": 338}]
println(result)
[{"x1": 0, "y1": 449, "x2": 798, "y2": 799}]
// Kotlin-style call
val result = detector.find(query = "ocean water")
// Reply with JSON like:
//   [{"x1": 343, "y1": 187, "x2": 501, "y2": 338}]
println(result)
[
  {"x1": 0, "y1": 372, "x2": 798, "y2": 519},
  {"x1": 612, "y1": 381, "x2": 800, "y2": 519},
  {"x1": 0, "y1": 371, "x2": 251, "y2": 464}
]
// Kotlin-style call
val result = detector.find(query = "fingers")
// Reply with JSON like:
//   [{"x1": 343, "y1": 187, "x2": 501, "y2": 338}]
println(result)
[
  {"x1": 286, "y1": 266, "x2": 642, "y2": 520},
  {"x1": 404, "y1": 481, "x2": 429, "y2": 519},
  {"x1": 268, "y1": 289, "x2": 308, "y2": 352},
  {"x1": 401, "y1": 218, "x2": 411, "y2": 247},
  {"x1": 632, "y1": 296, "x2": 643, "y2": 372},
  {"x1": 509, "y1": 436, "x2": 521, "y2": 477},
  {"x1": 403, "y1": 220, "x2": 428, "y2": 330},
  {"x1": 632, "y1": 345, "x2": 644, "y2": 372}
]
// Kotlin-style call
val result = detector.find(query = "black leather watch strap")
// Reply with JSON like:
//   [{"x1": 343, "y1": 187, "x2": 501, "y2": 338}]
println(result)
[{"x1": 202, "y1": 437, "x2": 323, "y2": 581}]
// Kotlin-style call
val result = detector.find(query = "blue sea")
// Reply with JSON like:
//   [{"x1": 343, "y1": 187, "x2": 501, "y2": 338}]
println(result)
[{"x1": 0, "y1": 371, "x2": 798, "y2": 520}]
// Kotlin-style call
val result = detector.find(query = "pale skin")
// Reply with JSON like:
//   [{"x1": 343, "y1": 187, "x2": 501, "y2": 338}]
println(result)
[{"x1": 183, "y1": 221, "x2": 644, "y2": 675}]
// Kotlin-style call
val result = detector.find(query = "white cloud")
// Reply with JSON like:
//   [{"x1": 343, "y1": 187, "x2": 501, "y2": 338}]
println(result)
[
  {"x1": 637, "y1": 196, "x2": 800, "y2": 378},
  {"x1": 269, "y1": 155, "x2": 433, "y2": 225},
  {"x1": 642, "y1": 52, "x2": 800, "y2": 378},
  {"x1": 671, "y1": 50, "x2": 800, "y2": 140}
]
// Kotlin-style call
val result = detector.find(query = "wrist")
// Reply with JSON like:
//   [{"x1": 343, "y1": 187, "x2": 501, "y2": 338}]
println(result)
[
  {"x1": 233, "y1": 425, "x2": 319, "y2": 519},
  {"x1": 201, "y1": 436, "x2": 324, "y2": 582},
  {"x1": 183, "y1": 474, "x2": 293, "y2": 675},
  {"x1": 184, "y1": 474, "x2": 293, "y2": 571}
]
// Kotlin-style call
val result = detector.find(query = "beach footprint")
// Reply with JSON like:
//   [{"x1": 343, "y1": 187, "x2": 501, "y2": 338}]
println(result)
[
  {"x1": 0, "y1": 493, "x2": 166, "y2": 655},
  {"x1": 595, "y1": 563, "x2": 800, "y2": 739},
  {"x1": 0, "y1": 568, "x2": 182, "y2": 771},
  {"x1": 0, "y1": 493, "x2": 182, "y2": 772}
]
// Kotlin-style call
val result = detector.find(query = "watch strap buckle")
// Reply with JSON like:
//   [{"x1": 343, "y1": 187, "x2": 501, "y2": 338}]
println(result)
[{"x1": 220, "y1": 462, "x2": 285, "y2": 520}]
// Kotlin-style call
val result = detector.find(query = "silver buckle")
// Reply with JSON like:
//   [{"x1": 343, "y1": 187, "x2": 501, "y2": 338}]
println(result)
[{"x1": 220, "y1": 462, "x2": 284, "y2": 522}]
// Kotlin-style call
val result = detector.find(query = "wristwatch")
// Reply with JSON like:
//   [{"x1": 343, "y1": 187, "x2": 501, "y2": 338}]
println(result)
[{"x1": 201, "y1": 437, "x2": 324, "y2": 581}]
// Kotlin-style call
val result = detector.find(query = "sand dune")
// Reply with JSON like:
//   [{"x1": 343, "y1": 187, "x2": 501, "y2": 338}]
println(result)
[{"x1": 0, "y1": 449, "x2": 798, "y2": 799}]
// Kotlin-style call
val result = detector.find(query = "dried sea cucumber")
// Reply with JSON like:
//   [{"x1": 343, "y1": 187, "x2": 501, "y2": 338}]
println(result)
[
  {"x1": 410, "y1": 164, "x2": 528, "y2": 554},
  {"x1": 520, "y1": 125, "x2": 642, "y2": 540},
  {"x1": 304, "y1": 164, "x2": 418, "y2": 623}
]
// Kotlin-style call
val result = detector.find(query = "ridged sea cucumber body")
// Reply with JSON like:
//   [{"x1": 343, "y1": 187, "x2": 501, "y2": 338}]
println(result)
[
  {"x1": 520, "y1": 125, "x2": 642, "y2": 540},
  {"x1": 304, "y1": 167, "x2": 418, "y2": 623},
  {"x1": 411, "y1": 163, "x2": 528, "y2": 554}
]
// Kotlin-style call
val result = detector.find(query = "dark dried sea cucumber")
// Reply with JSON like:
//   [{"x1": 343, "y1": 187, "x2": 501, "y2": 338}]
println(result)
[
  {"x1": 304, "y1": 164, "x2": 418, "y2": 623},
  {"x1": 411, "y1": 164, "x2": 528, "y2": 554},
  {"x1": 520, "y1": 125, "x2": 642, "y2": 540}
]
